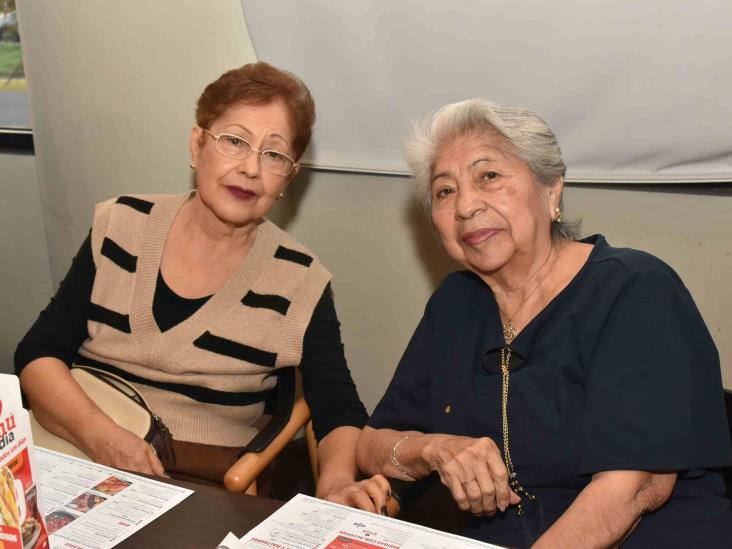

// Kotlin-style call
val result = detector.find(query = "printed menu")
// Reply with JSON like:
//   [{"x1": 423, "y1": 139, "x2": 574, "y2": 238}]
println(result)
[
  {"x1": 34, "y1": 448, "x2": 192, "y2": 549},
  {"x1": 220, "y1": 493, "x2": 506, "y2": 549}
]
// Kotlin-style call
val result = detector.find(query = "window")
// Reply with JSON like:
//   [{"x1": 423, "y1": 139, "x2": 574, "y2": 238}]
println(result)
[{"x1": 0, "y1": 0, "x2": 32, "y2": 151}]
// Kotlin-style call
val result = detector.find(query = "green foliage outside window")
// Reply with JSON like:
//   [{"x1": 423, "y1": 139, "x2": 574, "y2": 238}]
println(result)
[
  {"x1": 0, "y1": 42, "x2": 22, "y2": 79},
  {"x1": 0, "y1": 0, "x2": 23, "y2": 92}
]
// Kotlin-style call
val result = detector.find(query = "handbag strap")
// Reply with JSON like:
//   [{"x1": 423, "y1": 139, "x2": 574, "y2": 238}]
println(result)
[{"x1": 71, "y1": 365, "x2": 151, "y2": 411}]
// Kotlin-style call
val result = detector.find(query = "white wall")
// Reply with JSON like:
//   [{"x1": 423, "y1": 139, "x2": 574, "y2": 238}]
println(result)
[
  {"x1": 0, "y1": 152, "x2": 53, "y2": 372},
  {"x1": 244, "y1": 0, "x2": 732, "y2": 183}
]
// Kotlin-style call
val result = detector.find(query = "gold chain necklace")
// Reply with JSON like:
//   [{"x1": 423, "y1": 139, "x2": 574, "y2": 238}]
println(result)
[
  {"x1": 499, "y1": 248, "x2": 556, "y2": 344},
  {"x1": 501, "y1": 347, "x2": 536, "y2": 515}
]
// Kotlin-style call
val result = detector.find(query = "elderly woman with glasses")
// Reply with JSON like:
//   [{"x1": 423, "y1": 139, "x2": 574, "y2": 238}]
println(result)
[
  {"x1": 16, "y1": 62, "x2": 390, "y2": 511},
  {"x1": 356, "y1": 99, "x2": 732, "y2": 546}
]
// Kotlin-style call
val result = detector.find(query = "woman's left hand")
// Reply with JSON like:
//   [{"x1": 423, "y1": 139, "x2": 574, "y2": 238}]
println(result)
[{"x1": 319, "y1": 474, "x2": 392, "y2": 514}]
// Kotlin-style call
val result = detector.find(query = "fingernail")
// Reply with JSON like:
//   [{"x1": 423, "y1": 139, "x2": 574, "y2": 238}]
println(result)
[{"x1": 381, "y1": 506, "x2": 387, "y2": 516}]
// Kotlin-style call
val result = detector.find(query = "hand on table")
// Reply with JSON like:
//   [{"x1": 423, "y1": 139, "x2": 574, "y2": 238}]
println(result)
[
  {"x1": 422, "y1": 435, "x2": 520, "y2": 516},
  {"x1": 320, "y1": 474, "x2": 392, "y2": 515}
]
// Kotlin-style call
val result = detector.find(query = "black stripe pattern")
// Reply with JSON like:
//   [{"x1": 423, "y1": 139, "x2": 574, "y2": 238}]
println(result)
[
  {"x1": 88, "y1": 303, "x2": 131, "y2": 333},
  {"x1": 74, "y1": 354, "x2": 273, "y2": 406},
  {"x1": 101, "y1": 237, "x2": 137, "y2": 272},
  {"x1": 241, "y1": 290, "x2": 291, "y2": 316},
  {"x1": 116, "y1": 195, "x2": 154, "y2": 214},
  {"x1": 193, "y1": 331, "x2": 277, "y2": 368},
  {"x1": 274, "y1": 245, "x2": 313, "y2": 267}
]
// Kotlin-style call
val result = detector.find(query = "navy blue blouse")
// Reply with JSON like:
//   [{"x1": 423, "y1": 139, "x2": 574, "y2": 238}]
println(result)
[{"x1": 369, "y1": 235, "x2": 732, "y2": 548}]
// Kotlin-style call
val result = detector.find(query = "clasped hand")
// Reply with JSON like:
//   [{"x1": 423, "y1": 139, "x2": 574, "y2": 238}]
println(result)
[
  {"x1": 320, "y1": 474, "x2": 392, "y2": 515},
  {"x1": 423, "y1": 435, "x2": 520, "y2": 516}
]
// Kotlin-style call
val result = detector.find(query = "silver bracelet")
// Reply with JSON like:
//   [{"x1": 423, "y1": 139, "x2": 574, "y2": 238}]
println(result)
[{"x1": 390, "y1": 435, "x2": 415, "y2": 479}]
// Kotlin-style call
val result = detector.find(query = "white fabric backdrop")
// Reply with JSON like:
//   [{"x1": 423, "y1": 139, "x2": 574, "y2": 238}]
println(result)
[{"x1": 243, "y1": 0, "x2": 732, "y2": 183}]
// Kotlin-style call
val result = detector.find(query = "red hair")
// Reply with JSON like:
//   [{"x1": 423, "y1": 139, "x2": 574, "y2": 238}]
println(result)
[{"x1": 196, "y1": 62, "x2": 315, "y2": 160}]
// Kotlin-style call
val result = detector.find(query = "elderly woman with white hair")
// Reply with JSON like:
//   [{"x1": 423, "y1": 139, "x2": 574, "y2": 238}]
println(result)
[{"x1": 356, "y1": 99, "x2": 732, "y2": 547}]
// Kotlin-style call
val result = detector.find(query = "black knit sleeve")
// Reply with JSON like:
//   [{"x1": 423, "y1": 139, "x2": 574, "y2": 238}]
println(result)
[
  {"x1": 14, "y1": 233, "x2": 94, "y2": 374},
  {"x1": 300, "y1": 284, "x2": 368, "y2": 442}
]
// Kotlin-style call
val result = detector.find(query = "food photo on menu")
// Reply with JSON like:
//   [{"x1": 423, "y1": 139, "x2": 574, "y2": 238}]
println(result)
[
  {"x1": 1, "y1": 465, "x2": 45, "y2": 549},
  {"x1": 43, "y1": 510, "x2": 78, "y2": 536},
  {"x1": 92, "y1": 477, "x2": 131, "y2": 497},
  {"x1": 65, "y1": 493, "x2": 107, "y2": 514},
  {"x1": 0, "y1": 466, "x2": 20, "y2": 529}
]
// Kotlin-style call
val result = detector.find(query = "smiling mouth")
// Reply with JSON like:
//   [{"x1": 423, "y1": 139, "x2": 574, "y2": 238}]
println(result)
[
  {"x1": 225, "y1": 186, "x2": 256, "y2": 200},
  {"x1": 461, "y1": 228, "x2": 500, "y2": 246}
]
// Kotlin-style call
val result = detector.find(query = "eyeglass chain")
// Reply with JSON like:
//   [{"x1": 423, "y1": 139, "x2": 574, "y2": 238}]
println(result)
[{"x1": 500, "y1": 345, "x2": 536, "y2": 516}]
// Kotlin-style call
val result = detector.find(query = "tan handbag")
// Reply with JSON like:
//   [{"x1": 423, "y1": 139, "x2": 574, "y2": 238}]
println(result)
[{"x1": 29, "y1": 366, "x2": 173, "y2": 462}]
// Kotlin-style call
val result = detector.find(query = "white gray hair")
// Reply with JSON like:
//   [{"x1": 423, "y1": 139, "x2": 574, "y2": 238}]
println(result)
[{"x1": 405, "y1": 98, "x2": 578, "y2": 240}]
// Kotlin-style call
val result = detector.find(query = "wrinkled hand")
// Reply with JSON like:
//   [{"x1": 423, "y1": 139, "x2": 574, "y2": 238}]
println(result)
[
  {"x1": 320, "y1": 474, "x2": 392, "y2": 515},
  {"x1": 423, "y1": 435, "x2": 520, "y2": 516},
  {"x1": 86, "y1": 422, "x2": 167, "y2": 477}
]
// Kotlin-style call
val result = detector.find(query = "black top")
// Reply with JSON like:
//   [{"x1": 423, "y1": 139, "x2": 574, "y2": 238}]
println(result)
[
  {"x1": 369, "y1": 235, "x2": 732, "y2": 548},
  {"x1": 15, "y1": 234, "x2": 368, "y2": 442}
]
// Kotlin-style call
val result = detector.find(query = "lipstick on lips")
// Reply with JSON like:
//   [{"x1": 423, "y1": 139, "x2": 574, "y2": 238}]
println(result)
[
  {"x1": 226, "y1": 186, "x2": 256, "y2": 200},
  {"x1": 461, "y1": 228, "x2": 500, "y2": 246}
]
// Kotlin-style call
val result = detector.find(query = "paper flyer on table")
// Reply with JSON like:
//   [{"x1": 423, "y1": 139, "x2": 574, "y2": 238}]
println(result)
[
  {"x1": 217, "y1": 531, "x2": 246, "y2": 548},
  {"x1": 240, "y1": 493, "x2": 505, "y2": 549},
  {"x1": 34, "y1": 447, "x2": 192, "y2": 549}
]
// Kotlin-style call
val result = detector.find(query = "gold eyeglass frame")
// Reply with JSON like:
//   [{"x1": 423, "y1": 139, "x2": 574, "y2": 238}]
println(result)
[{"x1": 201, "y1": 128, "x2": 298, "y2": 177}]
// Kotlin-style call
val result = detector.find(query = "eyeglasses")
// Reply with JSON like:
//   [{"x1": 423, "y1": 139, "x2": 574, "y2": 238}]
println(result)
[{"x1": 202, "y1": 128, "x2": 297, "y2": 177}]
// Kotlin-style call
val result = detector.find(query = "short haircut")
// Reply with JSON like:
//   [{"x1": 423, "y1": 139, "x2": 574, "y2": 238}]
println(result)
[
  {"x1": 196, "y1": 62, "x2": 315, "y2": 160},
  {"x1": 405, "y1": 98, "x2": 577, "y2": 240}
]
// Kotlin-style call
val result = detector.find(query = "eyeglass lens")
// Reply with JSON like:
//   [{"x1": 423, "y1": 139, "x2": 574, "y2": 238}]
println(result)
[{"x1": 216, "y1": 134, "x2": 293, "y2": 176}]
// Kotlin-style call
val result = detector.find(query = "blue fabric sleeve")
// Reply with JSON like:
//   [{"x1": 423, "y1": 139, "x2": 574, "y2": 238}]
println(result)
[{"x1": 579, "y1": 262, "x2": 732, "y2": 474}]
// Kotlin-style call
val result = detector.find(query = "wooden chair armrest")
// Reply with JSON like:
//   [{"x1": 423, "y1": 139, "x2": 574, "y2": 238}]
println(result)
[
  {"x1": 223, "y1": 397, "x2": 311, "y2": 493},
  {"x1": 305, "y1": 420, "x2": 319, "y2": 482}
]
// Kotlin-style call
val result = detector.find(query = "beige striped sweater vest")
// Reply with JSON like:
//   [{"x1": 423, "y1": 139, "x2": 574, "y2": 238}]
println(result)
[{"x1": 76, "y1": 193, "x2": 331, "y2": 446}]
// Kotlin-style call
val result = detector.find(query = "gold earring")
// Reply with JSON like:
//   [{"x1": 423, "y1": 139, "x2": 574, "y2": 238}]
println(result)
[{"x1": 554, "y1": 207, "x2": 562, "y2": 223}]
